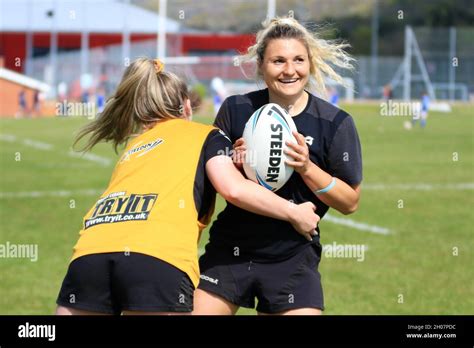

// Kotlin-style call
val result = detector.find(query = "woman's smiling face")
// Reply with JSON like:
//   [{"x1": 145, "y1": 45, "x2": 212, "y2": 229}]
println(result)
[{"x1": 260, "y1": 38, "x2": 310, "y2": 100}]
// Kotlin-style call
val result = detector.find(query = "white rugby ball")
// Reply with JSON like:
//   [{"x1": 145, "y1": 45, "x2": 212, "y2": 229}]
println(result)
[{"x1": 242, "y1": 103, "x2": 297, "y2": 192}]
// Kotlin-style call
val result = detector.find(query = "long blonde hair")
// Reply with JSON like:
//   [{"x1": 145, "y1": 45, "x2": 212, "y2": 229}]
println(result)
[
  {"x1": 74, "y1": 57, "x2": 189, "y2": 153},
  {"x1": 240, "y1": 17, "x2": 354, "y2": 96}
]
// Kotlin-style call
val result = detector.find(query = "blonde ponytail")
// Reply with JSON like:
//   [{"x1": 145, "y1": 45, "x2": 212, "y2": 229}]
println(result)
[{"x1": 74, "y1": 57, "x2": 189, "y2": 153}]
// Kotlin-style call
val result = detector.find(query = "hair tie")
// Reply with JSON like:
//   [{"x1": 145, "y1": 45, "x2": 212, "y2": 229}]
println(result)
[{"x1": 154, "y1": 59, "x2": 164, "y2": 74}]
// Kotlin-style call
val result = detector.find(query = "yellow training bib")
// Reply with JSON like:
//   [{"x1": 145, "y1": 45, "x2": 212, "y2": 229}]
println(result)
[{"x1": 71, "y1": 119, "x2": 216, "y2": 287}]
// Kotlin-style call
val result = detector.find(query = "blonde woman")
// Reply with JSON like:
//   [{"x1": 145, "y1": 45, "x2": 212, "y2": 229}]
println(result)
[
  {"x1": 55, "y1": 58, "x2": 319, "y2": 315},
  {"x1": 194, "y1": 17, "x2": 362, "y2": 315}
]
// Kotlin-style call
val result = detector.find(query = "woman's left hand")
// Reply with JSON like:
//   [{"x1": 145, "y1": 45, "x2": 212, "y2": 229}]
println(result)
[{"x1": 285, "y1": 131, "x2": 312, "y2": 175}]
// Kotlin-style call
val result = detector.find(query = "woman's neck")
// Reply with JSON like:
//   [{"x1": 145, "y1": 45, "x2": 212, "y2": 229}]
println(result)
[{"x1": 268, "y1": 90, "x2": 308, "y2": 117}]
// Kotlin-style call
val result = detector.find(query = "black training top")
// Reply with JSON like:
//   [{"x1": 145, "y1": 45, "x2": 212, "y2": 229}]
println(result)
[
  {"x1": 195, "y1": 129, "x2": 233, "y2": 222},
  {"x1": 207, "y1": 89, "x2": 363, "y2": 261}
]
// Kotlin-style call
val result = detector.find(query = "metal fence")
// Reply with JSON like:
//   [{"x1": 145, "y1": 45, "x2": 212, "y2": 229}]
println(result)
[
  {"x1": 29, "y1": 26, "x2": 474, "y2": 102},
  {"x1": 354, "y1": 27, "x2": 474, "y2": 100}
]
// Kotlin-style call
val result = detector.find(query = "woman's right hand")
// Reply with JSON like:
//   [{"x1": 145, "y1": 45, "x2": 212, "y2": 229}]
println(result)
[
  {"x1": 232, "y1": 137, "x2": 246, "y2": 170},
  {"x1": 289, "y1": 202, "x2": 320, "y2": 241}
]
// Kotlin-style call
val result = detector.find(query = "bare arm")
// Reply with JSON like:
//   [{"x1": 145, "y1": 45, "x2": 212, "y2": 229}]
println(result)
[
  {"x1": 298, "y1": 162, "x2": 360, "y2": 215},
  {"x1": 285, "y1": 131, "x2": 361, "y2": 215}
]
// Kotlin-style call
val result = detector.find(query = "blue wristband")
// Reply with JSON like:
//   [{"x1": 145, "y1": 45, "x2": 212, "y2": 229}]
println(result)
[{"x1": 314, "y1": 177, "x2": 336, "y2": 195}]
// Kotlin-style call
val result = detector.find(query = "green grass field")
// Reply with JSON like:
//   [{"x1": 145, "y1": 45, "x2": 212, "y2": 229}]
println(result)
[{"x1": 1, "y1": 101, "x2": 473, "y2": 315}]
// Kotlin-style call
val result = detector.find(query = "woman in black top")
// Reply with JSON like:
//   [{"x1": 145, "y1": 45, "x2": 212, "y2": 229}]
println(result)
[{"x1": 194, "y1": 17, "x2": 362, "y2": 315}]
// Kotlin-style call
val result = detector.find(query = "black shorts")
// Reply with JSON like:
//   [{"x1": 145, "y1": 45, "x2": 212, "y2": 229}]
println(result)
[
  {"x1": 198, "y1": 244, "x2": 324, "y2": 313},
  {"x1": 56, "y1": 252, "x2": 194, "y2": 314}
]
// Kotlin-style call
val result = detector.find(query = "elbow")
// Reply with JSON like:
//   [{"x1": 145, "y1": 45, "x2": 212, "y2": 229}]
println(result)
[
  {"x1": 341, "y1": 190, "x2": 361, "y2": 215},
  {"x1": 214, "y1": 172, "x2": 247, "y2": 204},
  {"x1": 341, "y1": 201, "x2": 359, "y2": 215},
  {"x1": 342, "y1": 205, "x2": 357, "y2": 215},
  {"x1": 220, "y1": 186, "x2": 242, "y2": 204}
]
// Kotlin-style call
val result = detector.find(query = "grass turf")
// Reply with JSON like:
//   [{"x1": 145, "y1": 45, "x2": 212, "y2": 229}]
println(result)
[{"x1": 0, "y1": 101, "x2": 472, "y2": 314}]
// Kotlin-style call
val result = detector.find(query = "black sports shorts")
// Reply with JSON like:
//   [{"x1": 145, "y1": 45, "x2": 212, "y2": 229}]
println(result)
[
  {"x1": 198, "y1": 243, "x2": 324, "y2": 313},
  {"x1": 56, "y1": 252, "x2": 194, "y2": 314}
]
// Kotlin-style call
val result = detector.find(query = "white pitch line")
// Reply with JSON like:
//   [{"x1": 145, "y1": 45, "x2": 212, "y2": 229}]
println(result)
[
  {"x1": 0, "y1": 134, "x2": 17, "y2": 142},
  {"x1": 1, "y1": 133, "x2": 112, "y2": 166},
  {"x1": 67, "y1": 150, "x2": 112, "y2": 167},
  {"x1": 0, "y1": 189, "x2": 103, "y2": 199},
  {"x1": 1, "y1": 134, "x2": 53, "y2": 150},
  {"x1": 1, "y1": 190, "x2": 392, "y2": 237},
  {"x1": 362, "y1": 183, "x2": 474, "y2": 190},
  {"x1": 23, "y1": 138, "x2": 54, "y2": 151},
  {"x1": 323, "y1": 213, "x2": 391, "y2": 235}
]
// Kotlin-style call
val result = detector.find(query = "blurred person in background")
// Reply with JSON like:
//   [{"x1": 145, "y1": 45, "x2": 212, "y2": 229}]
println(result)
[
  {"x1": 211, "y1": 77, "x2": 227, "y2": 115},
  {"x1": 413, "y1": 92, "x2": 430, "y2": 128},
  {"x1": 17, "y1": 89, "x2": 28, "y2": 118},
  {"x1": 329, "y1": 87, "x2": 340, "y2": 107},
  {"x1": 96, "y1": 87, "x2": 106, "y2": 114},
  {"x1": 32, "y1": 90, "x2": 41, "y2": 117},
  {"x1": 382, "y1": 84, "x2": 393, "y2": 102}
]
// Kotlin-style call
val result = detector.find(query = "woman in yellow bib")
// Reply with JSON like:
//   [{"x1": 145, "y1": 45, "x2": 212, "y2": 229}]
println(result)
[{"x1": 55, "y1": 58, "x2": 319, "y2": 315}]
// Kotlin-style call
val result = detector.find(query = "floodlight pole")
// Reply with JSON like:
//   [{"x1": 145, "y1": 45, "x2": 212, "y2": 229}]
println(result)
[
  {"x1": 403, "y1": 26, "x2": 412, "y2": 101},
  {"x1": 80, "y1": 0, "x2": 89, "y2": 76},
  {"x1": 50, "y1": 0, "x2": 58, "y2": 98},
  {"x1": 122, "y1": 0, "x2": 131, "y2": 66},
  {"x1": 158, "y1": 0, "x2": 167, "y2": 60},
  {"x1": 267, "y1": 0, "x2": 276, "y2": 20},
  {"x1": 448, "y1": 27, "x2": 456, "y2": 101},
  {"x1": 25, "y1": 0, "x2": 34, "y2": 76},
  {"x1": 370, "y1": 0, "x2": 379, "y2": 97}
]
